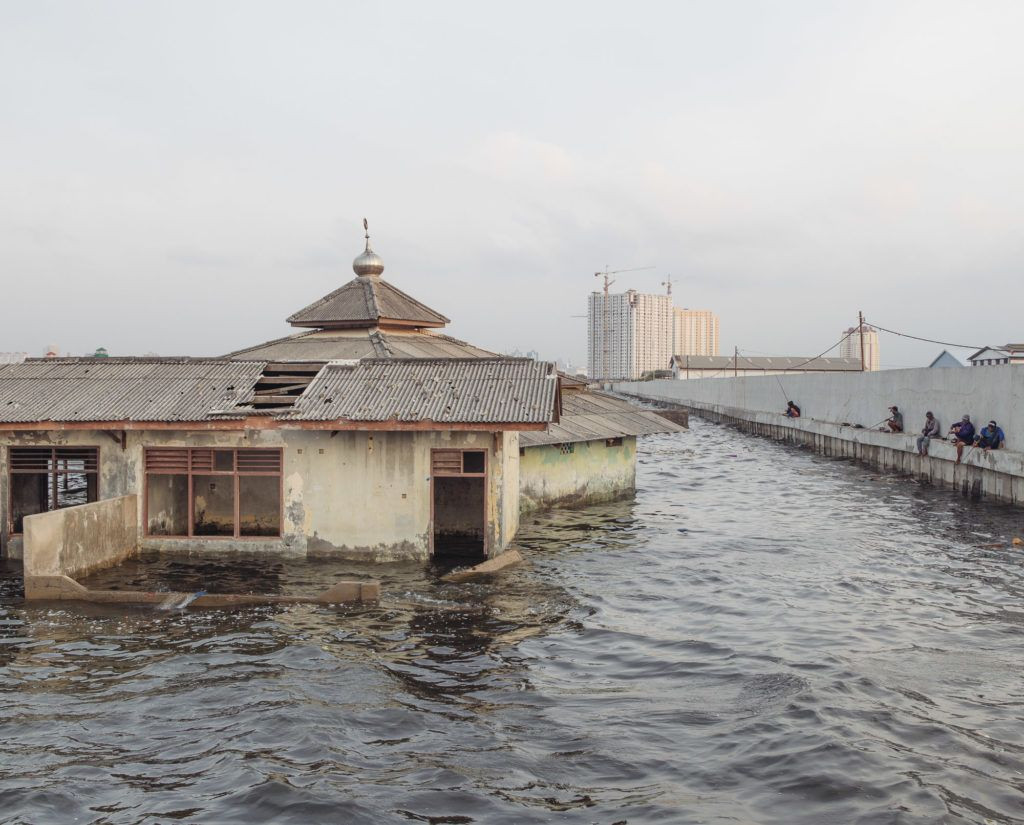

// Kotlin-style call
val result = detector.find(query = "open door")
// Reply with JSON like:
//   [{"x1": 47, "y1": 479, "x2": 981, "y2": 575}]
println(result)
[{"x1": 431, "y1": 449, "x2": 487, "y2": 560}]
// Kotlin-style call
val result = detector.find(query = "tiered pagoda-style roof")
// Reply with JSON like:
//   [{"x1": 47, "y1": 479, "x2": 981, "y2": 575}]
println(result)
[{"x1": 231, "y1": 222, "x2": 490, "y2": 362}]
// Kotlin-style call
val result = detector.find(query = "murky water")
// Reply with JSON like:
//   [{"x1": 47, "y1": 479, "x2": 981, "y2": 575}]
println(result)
[{"x1": 3, "y1": 419, "x2": 1024, "y2": 824}]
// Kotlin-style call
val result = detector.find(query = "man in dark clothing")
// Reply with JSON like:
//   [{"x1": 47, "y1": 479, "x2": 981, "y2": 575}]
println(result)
[
  {"x1": 951, "y1": 415, "x2": 976, "y2": 464},
  {"x1": 916, "y1": 411, "x2": 940, "y2": 456},
  {"x1": 785, "y1": 401, "x2": 801, "y2": 418},
  {"x1": 884, "y1": 405, "x2": 904, "y2": 433},
  {"x1": 975, "y1": 421, "x2": 1006, "y2": 451}
]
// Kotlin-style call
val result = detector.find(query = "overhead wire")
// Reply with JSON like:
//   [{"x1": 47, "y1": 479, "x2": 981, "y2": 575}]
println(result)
[{"x1": 864, "y1": 320, "x2": 986, "y2": 351}]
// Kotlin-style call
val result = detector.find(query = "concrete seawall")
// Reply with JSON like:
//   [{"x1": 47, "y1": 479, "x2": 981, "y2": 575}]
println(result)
[{"x1": 614, "y1": 370, "x2": 1024, "y2": 508}]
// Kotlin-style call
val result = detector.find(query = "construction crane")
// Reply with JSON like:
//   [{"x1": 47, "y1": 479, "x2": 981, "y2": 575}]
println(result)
[
  {"x1": 661, "y1": 275, "x2": 674, "y2": 297},
  {"x1": 592, "y1": 265, "x2": 655, "y2": 384}
]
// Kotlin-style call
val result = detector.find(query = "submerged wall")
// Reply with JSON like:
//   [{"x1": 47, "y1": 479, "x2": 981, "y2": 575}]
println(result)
[
  {"x1": 1, "y1": 428, "x2": 520, "y2": 562},
  {"x1": 615, "y1": 371, "x2": 1024, "y2": 507},
  {"x1": 520, "y1": 437, "x2": 636, "y2": 513},
  {"x1": 23, "y1": 494, "x2": 137, "y2": 581}
]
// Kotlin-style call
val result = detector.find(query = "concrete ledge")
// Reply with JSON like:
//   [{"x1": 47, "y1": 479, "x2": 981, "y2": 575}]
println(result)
[{"x1": 24, "y1": 573, "x2": 379, "y2": 607}]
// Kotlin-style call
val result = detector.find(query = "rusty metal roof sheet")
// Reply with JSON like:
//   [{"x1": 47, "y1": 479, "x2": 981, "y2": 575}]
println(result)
[
  {"x1": 286, "y1": 276, "x2": 450, "y2": 329},
  {"x1": 227, "y1": 328, "x2": 493, "y2": 362},
  {"x1": 0, "y1": 358, "x2": 266, "y2": 423},
  {"x1": 520, "y1": 390, "x2": 684, "y2": 447},
  {"x1": 286, "y1": 358, "x2": 558, "y2": 424}
]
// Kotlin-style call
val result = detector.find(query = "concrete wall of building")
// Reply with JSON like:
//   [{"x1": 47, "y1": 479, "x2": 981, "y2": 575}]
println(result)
[
  {"x1": 1, "y1": 428, "x2": 518, "y2": 562},
  {"x1": 23, "y1": 494, "x2": 137, "y2": 580},
  {"x1": 614, "y1": 367, "x2": 1024, "y2": 507},
  {"x1": 519, "y1": 437, "x2": 637, "y2": 513}
]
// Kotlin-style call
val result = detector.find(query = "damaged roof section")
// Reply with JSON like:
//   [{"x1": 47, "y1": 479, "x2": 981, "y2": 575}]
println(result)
[
  {"x1": 286, "y1": 358, "x2": 559, "y2": 424},
  {"x1": 520, "y1": 390, "x2": 684, "y2": 447},
  {"x1": 0, "y1": 358, "x2": 266, "y2": 423}
]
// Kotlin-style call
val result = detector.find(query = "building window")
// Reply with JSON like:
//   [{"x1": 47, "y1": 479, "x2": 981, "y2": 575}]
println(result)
[
  {"x1": 605, "y1": 437, "x2": 624, "y2": 448},
  {"x1": 557, "y1": 443, "x2": 575, "y2": 455},
  {"x1": 8, "y1": 447, "x2": 99, "y2": 534},
  {"x1": 144, "y1": 448, "x2": 282, "y2": 539}
]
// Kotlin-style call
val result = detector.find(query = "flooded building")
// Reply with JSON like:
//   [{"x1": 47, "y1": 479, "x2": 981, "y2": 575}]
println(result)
[{"x1": 0, "y1": 225, "x2": 683, "y2": 565}]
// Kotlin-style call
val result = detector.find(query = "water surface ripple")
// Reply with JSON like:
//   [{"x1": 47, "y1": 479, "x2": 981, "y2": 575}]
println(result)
[{"x1": 2, "y1": 419, "x2": 1024, "y2": 823}]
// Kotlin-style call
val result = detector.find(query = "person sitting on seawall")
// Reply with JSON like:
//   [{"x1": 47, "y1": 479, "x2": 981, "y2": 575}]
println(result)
[
  {"x1": 883, "y1": 405, "x2": 904, "y2": 433},
  {"x1": 785, "y1": 401, "x2": 801, "y2": 418},
  {"x1": 950, "y1": 415, "x2": 976, "y2": 464},
  {"x1": 916, "y1": 411, "x2": 940, "y2": 456},
  {"x1": 974, "y1": 420, "x2": 1006, "y2": 453}
]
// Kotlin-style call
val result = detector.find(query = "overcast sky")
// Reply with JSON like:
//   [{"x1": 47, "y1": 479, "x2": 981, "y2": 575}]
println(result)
[{"x1": 2, "y1": 1, "x2": 1022, "y2": 368}]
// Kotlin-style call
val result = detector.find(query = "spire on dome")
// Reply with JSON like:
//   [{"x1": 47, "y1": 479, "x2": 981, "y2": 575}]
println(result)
[{"x1": 352, "y1": 218, "x2": 384, "y2": 278}]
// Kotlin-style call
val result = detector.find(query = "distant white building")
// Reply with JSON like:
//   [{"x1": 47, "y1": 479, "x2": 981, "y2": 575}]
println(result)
[
  {"x1": 670, "y1": 354, "x2": 861, "y2": 380},
  {"x1": 673, "y1": 308, "x2": 719, "y2": 357},
  {"x1": 588, "y1": 290, "x2": 672, "y2": 381},
  {"x1": 839, "y1": 324, "x2": 880, "y2": 371},
  {"x1": 0, "y1": 353, "x2": 27, "y2": 364},
  {"x1": 967, "y1": 344, "x2": 1024, "y2": 366}
]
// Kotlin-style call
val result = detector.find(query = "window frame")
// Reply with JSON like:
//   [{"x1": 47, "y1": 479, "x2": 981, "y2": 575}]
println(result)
[
  {"x1": 7, "y1": 446, "x2": 101, "y2": 536},
  {"x1": 143, "y1": 447, "x2": 284, "y2": 540}
]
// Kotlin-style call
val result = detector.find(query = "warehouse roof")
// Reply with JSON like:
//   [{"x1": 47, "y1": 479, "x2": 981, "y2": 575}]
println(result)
[
  {"x1": 285, "y1": 358, "x2": 558, "y2": 424},
  {"x1": 0, "y1": 358, "x2": 265, "y2": 423},
  {"x1": 520, "y1": 390, "x2": 684, "y2": 447},
  {"x1": 671, "y1": 355, "x2": 861, "y2": 372}
]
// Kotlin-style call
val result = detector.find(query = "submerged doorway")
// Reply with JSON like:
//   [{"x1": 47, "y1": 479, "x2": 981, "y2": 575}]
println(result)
[{"x1": 431, "y1": 449, "x2": 487, "y2": 560}]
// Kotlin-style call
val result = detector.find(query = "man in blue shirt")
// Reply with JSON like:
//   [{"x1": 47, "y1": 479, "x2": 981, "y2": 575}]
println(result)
[{"x1": 975, "y1": 420, "x2": 1006, "y2": 452}]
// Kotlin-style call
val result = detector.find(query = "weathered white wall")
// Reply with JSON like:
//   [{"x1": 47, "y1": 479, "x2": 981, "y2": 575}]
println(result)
[
  {"x1": 520, "y1": 437, "x2": 637, "y2": 513},
  {"x1": 618, "y1": 365, "x2": 1024, "y2": 445},
  {"x1": 23, "y1": 494, "x2": 137, "y2": 579},
  {"x1": 1, "y1": 428, "x2": 521, "y2": 562}
]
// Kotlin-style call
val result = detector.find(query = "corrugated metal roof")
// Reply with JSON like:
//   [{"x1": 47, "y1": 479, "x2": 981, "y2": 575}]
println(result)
[
  {"x1": 286, "y1": 276, "x2": 450, "y2": 329},
  {"x1": 0, "y1": 358, "x2": 266, "y2": 423},
  {"x1": 227, "y1": 328, "x2": 494, "y2": 362},
  {"x1": 520, "y1": 390, "x2": 684, "y2": 447},
  {"x1": 670, "y1": 355, "x2": 861, "y2": 371},
  {"x1": 287, "y1": 358, "x2": 558, "y2": 424}
]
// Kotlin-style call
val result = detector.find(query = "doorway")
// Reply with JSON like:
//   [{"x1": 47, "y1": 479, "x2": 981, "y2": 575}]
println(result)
[{"x1": 431, "y1": 449, "x2": 487, "y2": 560}]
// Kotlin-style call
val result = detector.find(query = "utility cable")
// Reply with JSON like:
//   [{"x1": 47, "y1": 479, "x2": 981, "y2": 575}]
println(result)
[{"x1": 864, "y1": 320, "x2": 986, "y2": 351}]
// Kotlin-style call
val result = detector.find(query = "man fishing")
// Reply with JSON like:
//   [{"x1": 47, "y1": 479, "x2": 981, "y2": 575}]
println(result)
[
  {"x1": 950, "y1": 415, "x2": 975, "y2": 464},
  {"x1": 916, "y1": 411, "x2": 940, "y2": 456},
  {"x1": 974, "y1": 420, "x2": 1006, "y2": 452},
  {"x1": 785, "y1": 401, "x2": 801, "y2": 418},
  {"x1": 884, "y1": 405, "x2": 904, "y2": 433}
]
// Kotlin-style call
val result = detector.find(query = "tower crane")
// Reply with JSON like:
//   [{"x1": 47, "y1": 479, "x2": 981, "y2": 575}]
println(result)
[{"x1": 592, "y1": 265, "x2": 655, "y2": 384}]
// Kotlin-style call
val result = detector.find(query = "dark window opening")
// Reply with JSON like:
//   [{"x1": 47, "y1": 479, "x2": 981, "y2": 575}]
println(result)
[
  {"x1": 605, "y1": 437, "x2": 624, "y2": 448},
  {"x1": 462, "y1": 450, "x2": 485, "y2": 474},
  {"x1": 144, "y1": 448, "x2": 282, "y2": 539},
  {"x1": 558, "y1": 443, "x2": 575, "y2": 455},
  {"x1": 8, "y1": 447, "x2": 99, "y2": 534}
]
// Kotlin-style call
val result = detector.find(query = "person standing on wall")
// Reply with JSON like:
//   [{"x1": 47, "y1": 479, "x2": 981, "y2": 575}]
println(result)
[{"x1": 916, "y1": 411, "x2": 940, "y2": 456}]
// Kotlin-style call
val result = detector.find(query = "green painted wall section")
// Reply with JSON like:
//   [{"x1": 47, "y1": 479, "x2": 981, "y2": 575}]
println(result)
[{"x1": 519, "y1": 437, "x2": 637, "y2": 513}]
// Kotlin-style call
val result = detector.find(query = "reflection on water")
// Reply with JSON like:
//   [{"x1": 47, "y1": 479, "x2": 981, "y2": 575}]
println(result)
[{"x1": 3, "y1": 419, "x2": 1024, "y2": 824}]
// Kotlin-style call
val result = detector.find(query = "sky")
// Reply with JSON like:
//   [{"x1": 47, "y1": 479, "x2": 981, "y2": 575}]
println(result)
[{"x1": 2, "y1": 0, "x2": 1023, "y2": 369}]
